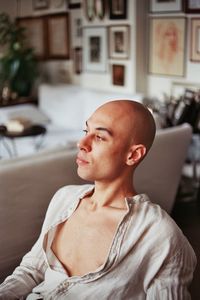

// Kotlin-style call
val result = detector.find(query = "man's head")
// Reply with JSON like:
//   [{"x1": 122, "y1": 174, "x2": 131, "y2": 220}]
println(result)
[{"x1": 76, "y1": 100, "x2": 156, "y2": 182}]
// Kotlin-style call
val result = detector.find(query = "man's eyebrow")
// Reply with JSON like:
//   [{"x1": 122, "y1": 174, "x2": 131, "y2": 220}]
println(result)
[{"x1": 86, "y1": 121, "x2": 113, "y2": 136}]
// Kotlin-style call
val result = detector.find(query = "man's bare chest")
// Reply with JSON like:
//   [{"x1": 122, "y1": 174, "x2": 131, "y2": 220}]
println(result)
[{"x1": 51, "y1": 203, "x2": 125, "y2": 276}]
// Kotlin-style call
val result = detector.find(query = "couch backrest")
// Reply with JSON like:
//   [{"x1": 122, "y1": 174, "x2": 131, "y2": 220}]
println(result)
[
  {"x1": 134, "y1": 123, "x2": 192, "y2": 213},
  {"x1": 0, "y1": 148, "x2": 84, "y2": 282}
]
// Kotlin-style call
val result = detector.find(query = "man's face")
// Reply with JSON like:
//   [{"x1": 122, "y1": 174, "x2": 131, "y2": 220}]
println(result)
[{"x1": 76, "y1": 104, "x2": 132, "y2": 183}]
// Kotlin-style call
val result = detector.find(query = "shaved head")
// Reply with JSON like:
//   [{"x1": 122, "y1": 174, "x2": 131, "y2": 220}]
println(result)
[{"x1": 94, "y1": 100, "x2": 156, "y2": 154}]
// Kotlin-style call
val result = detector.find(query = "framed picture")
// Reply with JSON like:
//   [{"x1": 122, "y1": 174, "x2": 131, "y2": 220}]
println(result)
[
  {"x1": 73, "y1": 47, "x2": 82, "y2": 73},
  {"x1": 190, "y1": 18, "x2": 200, "y2": 61},
  {"x1": 109, "y1": 0, "x2": 127, "y2": 20},
  {"x1": 46, "y1": 13, "x2": 70, "y2": 59},
  {"x1": 185, "y1": 0, "x2": 200, "y2": 13},
  {"x1": 70, "y1": 11, "x2": 82, "y2": 48},
  {"x1": 149, "y1": 0, "x2": 183, "y2": 13},
  {"x1": 17, "y1": 17, "x2": 47, "y2": 59},
  {"x1": 108, "y1": 25, "x2": 130, "y2": 59},
  {"x1": 32, "y1": 0, "x2": 49, "y2": 10},
  {"x1": 95, "y1": 0, "x2": 106, "y2": 19},
  {"x1": 112, "y1": 64, "x2": 125, "y2": 86},
  {"x1": 84, "y1": 0, "x2": 96, "y2": 21},
  {"x1": 83, "y1": 26, "x2": 107, "y2": 72},
  {"x1": 68, "y1": 0, "x2": 81, "y2": 9},
  {"x1": 149, "y1": 17, "x2": 186, "y2": 77}
]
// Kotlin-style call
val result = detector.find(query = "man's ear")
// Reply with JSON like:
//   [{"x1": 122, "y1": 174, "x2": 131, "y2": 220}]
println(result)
[{"x1": 126, "y1": 144, "x2": 146, "y2": 166}]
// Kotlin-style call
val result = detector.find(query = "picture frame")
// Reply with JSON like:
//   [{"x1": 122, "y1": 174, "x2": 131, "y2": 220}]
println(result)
[
  {"x1": 73, "y1": 47, "x2": 82, "y2": 74},
  {"x1": 185, "y1": 0, "x2": 200, "y2": 13},
  {"x1": 84, "y1": 0, "x2": 96, "y2": 21},
  {"x1": 108, "y1": 25, "x2": 130, "y2": 59},
  {"x1": 109, "y1": 0, "x2": 127, "y2": 20},
  {"x1": 83, "y1": 26, "x2": 107, "y2": 72},
  {"x1": 112, "y1": 64, "x2": 125, "y2": 86},
  {"x1": 46, "y1": 13, "x2": 70, "y2": 59},
  {"x1": 70, "y1": 9, "x2": 82, "y2": 48},
  {"x1": 32, "y1": 0, "x2": 49, "y2": 10},
  {"x1": 17, "y1": 17, "x2": 47, "y2": 60},
  {"x1": 149, "y1": 0, "x2": 183, "y2": 13},
  {"x1": 95, "y1": 0, "x2": 106, "y2": 19},
  {"x1": 68, "y1": 0, "x2": 81, "y2": 9},
  {"x1": 149, "y1": 17, "x2": 186, "y2": 77},
  {"x1": 190, "y1": 18, "x2": 200, "y2": 61}
]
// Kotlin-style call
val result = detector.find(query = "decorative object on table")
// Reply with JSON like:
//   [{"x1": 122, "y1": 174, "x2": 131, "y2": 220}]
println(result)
[
  {"x1": 73, "y1": 47, "x2": 82, "y2": 74},
  {"x1": 17, "y1": 16, "x2": 47, "y2": 60},
  {"x1": 171, "y1": 89, "x2": 200, "y2": 133},
  {"x1": 149, "y1": 17, "x2": 186, "y2": 77},
  {"x1": 5, "y1": 117, "x2": 32, "y2": 133},
  {"x1": 190, "y1": 18, "x2": 200, "y2": 62},
  {"x1": 83, "y1": 26, "x2": 107, "y2": 72},
  {"x1": 149, "y1": 0, "x2": 184, "y2": 13},
  {"x1": 109, "y1": 0, "x2": 127, "y2": 20},
  {"x1": 84, "y1": 0, "x2": 96, "y2": 21},
  {"x1": 108, "y1": 25, "x2": 130, "y2": 59},
  {"x1": 0, "y1": 13, "x2": 38, "y2": 100},
  {"x1": 112, "y1": 64, "x2": 125, "y2": 86},
  {"x1": 185, "y1": 0, "x2": 200, "y2": 13},
  {"x1": 32, "y1": 0, "x2": 49, "y2": 10},
  {"x1": 67, "y1": 0, "x2": 81, "y2": 9},
  {"x1": 95, "y1": 0, "x2": 106, "y2": 20},
  {"x1": 46, "y1": 13, "x2": 70, "y2": 59}
]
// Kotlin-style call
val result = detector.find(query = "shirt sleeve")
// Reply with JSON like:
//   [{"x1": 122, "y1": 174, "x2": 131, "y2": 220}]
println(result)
[
  {"x1": 0, "y1": 188, "x2": 65, "y2": 299},
  {"x1": 146, "y1": 242, "x2": 197, "y2": 300}
]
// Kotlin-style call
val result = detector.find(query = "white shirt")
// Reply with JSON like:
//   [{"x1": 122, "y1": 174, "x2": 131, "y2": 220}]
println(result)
[{"x1": 0, "y1": 185, "x2": 196, "y2": 299}]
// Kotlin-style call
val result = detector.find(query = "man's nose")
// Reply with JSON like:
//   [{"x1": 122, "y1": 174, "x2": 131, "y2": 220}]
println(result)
[{"x1": 77, "y1": 134, "x2": 92, "y2": 152}]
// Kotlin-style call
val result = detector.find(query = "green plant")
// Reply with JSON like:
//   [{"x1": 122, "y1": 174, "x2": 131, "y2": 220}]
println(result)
[{"x1": 0, "y1": 13, "x2": 38, "y2": 97}]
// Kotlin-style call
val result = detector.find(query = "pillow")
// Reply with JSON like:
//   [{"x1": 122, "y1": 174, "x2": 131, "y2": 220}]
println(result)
[
  {"x1": 39, "y1": 84, "x2": 85, "y2": 130},
  {"x1": 0, "y1": 104, "x2": 50, "y2": 125}
]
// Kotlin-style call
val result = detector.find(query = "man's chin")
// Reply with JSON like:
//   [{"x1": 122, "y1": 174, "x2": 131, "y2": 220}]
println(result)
[{"x1": 77, "y1": 169, "x2": 94, "y2": 182}]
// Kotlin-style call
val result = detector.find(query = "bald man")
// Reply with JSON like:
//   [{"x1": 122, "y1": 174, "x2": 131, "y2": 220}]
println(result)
[{"x1": 0, "y1": 100, "x2": 196, "y2": 299}]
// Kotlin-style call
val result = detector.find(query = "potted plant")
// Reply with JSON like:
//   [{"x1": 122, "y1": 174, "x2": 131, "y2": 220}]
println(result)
[{"x1": 0, "y1": 13, "x2": 38, "y2": 99}]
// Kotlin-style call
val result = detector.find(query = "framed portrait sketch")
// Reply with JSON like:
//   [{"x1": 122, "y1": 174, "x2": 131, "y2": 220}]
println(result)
[
  {"x1": 32, "y1": 0, "x2": 49, "y2": 10},
  {"x1": 190, "y1": 18, "x2": 200, "y2": 61},
  {"x1": 149, "y1": 0, "x2": 183, "y2": 13},
  {"x1": 109, "y1": 0, "x2": 127, "y2": 20},
  {"x1": 108, "y1": 25, "x2": 130, "y2": 59},
  {"x1": 149, "y1": 17, "x2": 186, "y2": 77},
  {"x1": 185, "y1": 0, "x2": 200, "y2": 13},
  {"x1": 46, "y1": 13, "x2": 70, "y2": 59},
  {"x1": 112, "y1": 64, "x2": 125, "y2": 86},
  {"x1": 83, "y1": 27, "x2": 107, "y2": 72},
  {"x1": 17, "y1": 17, "x2": 47, "y2": 59}
]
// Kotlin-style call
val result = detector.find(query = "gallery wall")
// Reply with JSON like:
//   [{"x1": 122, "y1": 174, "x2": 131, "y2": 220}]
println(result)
[{"x1": 2, "y1": 0, "x2": 200, "y2": 101}]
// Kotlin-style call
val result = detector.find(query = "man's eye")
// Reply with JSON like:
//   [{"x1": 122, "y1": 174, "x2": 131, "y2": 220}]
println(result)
[
  {"x1": 83, "y1": 129, "x2": 88, "y2": 135},
  {"x1": 96, "y1": 135, "x2": 103, "y2": 141}
]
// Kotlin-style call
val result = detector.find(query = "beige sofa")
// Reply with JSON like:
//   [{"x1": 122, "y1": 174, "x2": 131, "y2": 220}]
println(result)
[{"x1": 0, "y1": 123, "x2": 192, "y2": 283}]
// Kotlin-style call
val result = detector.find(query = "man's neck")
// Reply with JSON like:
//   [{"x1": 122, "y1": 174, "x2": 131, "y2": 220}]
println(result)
[{"x1": 88, "y1": 179, "x2": 136, "y2": 210}]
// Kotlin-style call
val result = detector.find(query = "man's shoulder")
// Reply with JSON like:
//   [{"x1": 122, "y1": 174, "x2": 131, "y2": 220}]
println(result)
[
  {"x1": 50, "y1": 184, "x2": 94, "y2": 208},
  {"x1": 137, "y1": 197, "x2": 194, "y2": 259},
  {"x1": 44, "y1": 184, "x2": 94, "y2": 223}
]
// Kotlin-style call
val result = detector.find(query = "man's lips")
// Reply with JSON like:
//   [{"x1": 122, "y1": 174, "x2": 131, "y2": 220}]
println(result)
[{"x1": 76, "y1": 155, "x2": 89, "y2": 165}]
